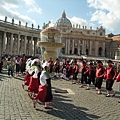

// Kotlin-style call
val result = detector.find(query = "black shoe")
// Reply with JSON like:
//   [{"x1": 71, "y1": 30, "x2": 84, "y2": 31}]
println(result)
[{"x1": 112, "y1": 92, "x2": 116, "y2": 97}]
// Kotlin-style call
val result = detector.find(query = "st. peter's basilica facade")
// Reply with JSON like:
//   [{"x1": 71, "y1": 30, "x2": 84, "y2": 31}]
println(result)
[{"x1": 0, "y1": 11, "x2": 120, "y2": 59}]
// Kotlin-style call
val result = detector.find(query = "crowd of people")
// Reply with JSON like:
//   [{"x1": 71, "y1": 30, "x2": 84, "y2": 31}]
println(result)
[
  {"x1": 0, "y1": 54, "x2": 120, "y2": 109},
  {"x1": 60, "y1": 58, "x2": 120, "y2": 101}
]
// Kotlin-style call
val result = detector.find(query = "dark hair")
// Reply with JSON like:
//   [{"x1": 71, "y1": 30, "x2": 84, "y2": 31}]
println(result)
[
  {"x1": 107, "y1": 60, "x2": 113, "y2": 63},
  {"x1": 82, "y1": 61, "x2": 86, "y2": 64},
  {"x1": 67, "y1": 61, "x2": 69, "y2": 63},
  {"x1": 44, "y1": 66, "x2": 47, "y2": 70},
  {"x1": 8, "y1": 58, "x2": 11, "y2": 61},
  {"x1": 97, "y1": 60, "x2": 102, "y2": 64},
  {"x1": 89, "y1": 62, "x2": 93, "y2": 65}
]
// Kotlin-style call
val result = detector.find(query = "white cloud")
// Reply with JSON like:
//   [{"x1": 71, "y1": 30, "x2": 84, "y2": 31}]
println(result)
[
  {"x1": 1, "y1": 0, "x2": 19, "y2": 5},
  {"x1": 22, "y1": 0, "x2": 35, "y2": 6},
  {"x1": 2, "y1": 3, "x2": 18, "y2": 10},
  {"x1": 27, "y1": 5, "x2": 42, "y2": 14},
  {"x1": 22, "y1": 0, "x2": 42, "y2": 14},
  {"x1": 0, "y1": 0, "x2": 41, "y2": 28},
  {"x1": 69, "y1": 16, "x2": 94, "y2": 29},
  {"x1": 69, "y1": 17, "x2": 87, "y2": 25},
  {"x1": 87, "y1": 0, "x2": 120, "y2": 33},
  {"x1": 48, "y1": 20, "x2": 55, "y2": 27},
  {"x1": 8, "y1": 10, "x2": 36, "y2": 25}
]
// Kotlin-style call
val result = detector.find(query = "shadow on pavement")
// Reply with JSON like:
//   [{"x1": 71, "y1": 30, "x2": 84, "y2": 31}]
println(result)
[
  {"x1": 48, "y1": 93, "x2": 100, "y2": 120},
  {"x1": 35, "y1": 87, "x2": 101, "y2": 120},
  {"x1": 14, "y1": 76, "x2": 24, "y2": 81},
  {"x1": 0, "y1": 73, "x2": 8, "y2": 80}
]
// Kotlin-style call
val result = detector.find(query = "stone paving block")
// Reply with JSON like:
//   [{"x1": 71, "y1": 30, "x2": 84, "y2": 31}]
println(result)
[{"x1": 0, "y1": 72, "x2": 120, "y2": 120}]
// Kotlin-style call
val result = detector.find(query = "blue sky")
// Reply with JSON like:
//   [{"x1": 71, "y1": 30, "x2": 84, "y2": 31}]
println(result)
[{"x1": 0, "y1": 0, "x2": 120, "y2": 35}]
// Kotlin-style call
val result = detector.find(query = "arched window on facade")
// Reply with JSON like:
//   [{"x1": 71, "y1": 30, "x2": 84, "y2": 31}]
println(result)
[{"x1": 98, "y1": 47, "x2": 102, "y2": 56}]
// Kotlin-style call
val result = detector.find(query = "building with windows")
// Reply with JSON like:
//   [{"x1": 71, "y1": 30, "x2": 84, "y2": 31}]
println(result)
[
  {"x1": 0, "y1": 11, "x2": 120, "y2": 60},
  {"x1": 105, "y1": 33, "x2": 120, "y2": 59},
  {"x1": 0, "y1": 17, "x2": 41, "y2": 57},
  {"x1": 54, "y1": 11, "x2": 106, "y2": 57}
]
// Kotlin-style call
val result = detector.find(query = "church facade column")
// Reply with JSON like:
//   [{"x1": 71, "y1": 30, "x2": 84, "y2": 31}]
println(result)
[
  {"x1": 20, "y1": 36, "x2": 24, "y2": 54},
  {"x1": 29, "y1": 37, "x2": 33, "y2": 55},
  {"x1": 24, "y1": 36, "x2": 27, "y2": 54},
  {"x1": 84, "y1": 40, "x2": 87, "y2": 55},
  {"x1": 34, "y1": 39, "x2": 37, "y2": 56},
  {"x1": 2, "y1": 32, "x2": 6, "y2": 54},
  {"x1": 6, "y1": 34, "x2": 8, "y2": 54},
  {"x1": 90, "y1": 40, "x2": 92, "y2": 55},
  {"x1": 17, "y1": 34, "x2": 20, "y2": 55},
  {"x1": 26, "y1": 39, "x2": 29, "y2": 55},
  {"x1": 65, "y1": 38, "x2": 67, "y2": 54},
  {"x1": 10, "y1": 33, "x2": 13, "y2": 55},
  {"x1": 6, "y1": 34, "x2": 11, "y2": 54},
  {"x1": 82, "y1": 40, "x2": 85, "y2": 54},
  {"x1": 72, "y1": 39, "x2": 74, "y2": 54},
  {"x1": 12, "y1": 35, "x2": 16, "y2": 55},
  {"x1": 68, "y1": 39, "x2": 70, "y2": 54},
  {"x1": 95, "y1": 41, "x2": 99, "y2": 56},
  {"x1": 14, "y1": 35, "x2": 18, "y2": 55},
  {"x1": 102, "y1": 41, "x2": 105, "y2": 57},
  {"x1": 0, "y1": 33, "x2": 2, "y2": 56},
  {"x1": 78, "y1": 40, "x2": 80, "y2": 55}
]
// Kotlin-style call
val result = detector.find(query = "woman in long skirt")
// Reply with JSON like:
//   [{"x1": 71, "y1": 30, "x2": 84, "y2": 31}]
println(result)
[
  {"x1": 28, "y1": 59, "x2": 40, "y2": 99},
  {"x1": 33, "y1": 61, "x2": 53, "y2": 109}
]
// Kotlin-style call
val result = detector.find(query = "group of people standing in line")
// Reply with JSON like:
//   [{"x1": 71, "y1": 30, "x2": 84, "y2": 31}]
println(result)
[
  {"x1": 1, "y1": 55, "x2": 120, "y2": 108},
  {"x1": 22, "y1": 56, "x2": 120, "y2": 106},
  {"x1": 59, "y1": 58, "x2": 120, "y2": 103}
]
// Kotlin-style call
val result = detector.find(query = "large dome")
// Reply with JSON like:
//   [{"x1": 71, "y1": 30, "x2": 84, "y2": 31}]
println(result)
[{"x1": 55, "y1": 11, "x2": 72, "y2": 27}]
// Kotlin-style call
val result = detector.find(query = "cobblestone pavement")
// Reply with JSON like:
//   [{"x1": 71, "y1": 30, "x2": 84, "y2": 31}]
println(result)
[{"x1": 0, "y1": 71, "x2": 120, "y2": 120}]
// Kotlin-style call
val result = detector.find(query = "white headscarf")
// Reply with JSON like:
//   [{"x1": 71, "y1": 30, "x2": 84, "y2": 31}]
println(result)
[{"x1": 42, "y1": 61, "x2": 50, "y2": 68}]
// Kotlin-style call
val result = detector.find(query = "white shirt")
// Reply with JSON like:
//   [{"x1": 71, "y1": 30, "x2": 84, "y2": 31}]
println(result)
[
  {"x1": 16, "y1": 60, "x2": 20, "y2": 64},
  {"x1": 32, "y1": 67, "x2": 39, "y2": 78},
  {"x1": 40, "y1": 71, "x2": 47, "y2": 86}
]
